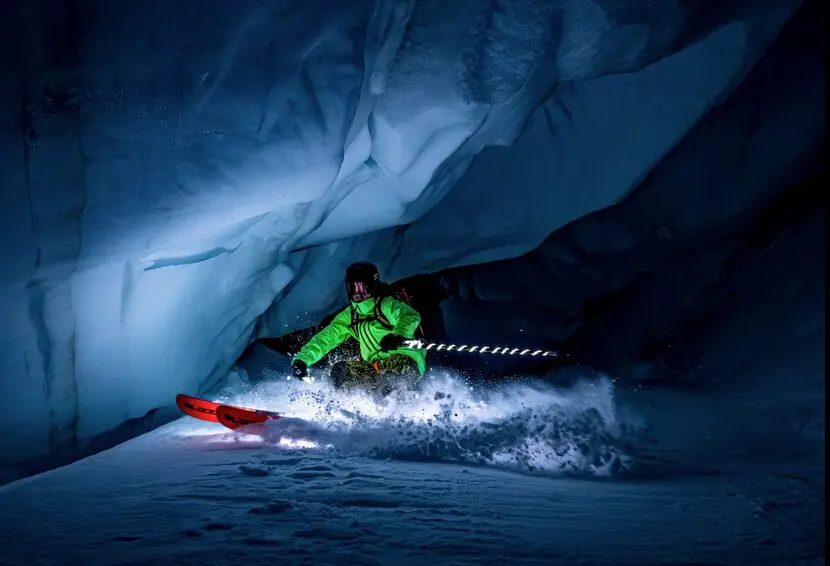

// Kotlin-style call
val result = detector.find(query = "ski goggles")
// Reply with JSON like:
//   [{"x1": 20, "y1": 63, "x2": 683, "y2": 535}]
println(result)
[{"x1": 348, "y1": 281, "x2": 371, "y2": 302}]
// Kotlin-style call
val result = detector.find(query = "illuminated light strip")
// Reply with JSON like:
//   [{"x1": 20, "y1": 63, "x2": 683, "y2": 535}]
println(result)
[{"x1": 404, "y1": 340, "x2": 558, "y2": 358}]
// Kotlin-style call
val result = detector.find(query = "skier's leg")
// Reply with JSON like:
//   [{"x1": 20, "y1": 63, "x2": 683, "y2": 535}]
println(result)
[
  {"x1": 332, "y1": 360, "x2": 377, "y2": 390},
  {"x1": 376, "y1": 355, "x2": 420, "y2": 395}
]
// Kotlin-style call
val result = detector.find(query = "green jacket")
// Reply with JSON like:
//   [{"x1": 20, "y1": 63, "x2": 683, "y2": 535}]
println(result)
[{"x1": 293, "y1": 296, "x2": 427, "y2": 375}]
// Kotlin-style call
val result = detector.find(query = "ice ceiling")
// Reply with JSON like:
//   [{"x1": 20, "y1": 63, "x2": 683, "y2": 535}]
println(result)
[{"x1": 0, "y1": 0, "x2": 817, "y2": 467}]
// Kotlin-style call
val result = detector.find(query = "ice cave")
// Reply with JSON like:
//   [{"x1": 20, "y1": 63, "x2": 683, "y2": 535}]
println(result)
[{"x1": 0, "y1": 0, "x2": 824, "y2": 564}]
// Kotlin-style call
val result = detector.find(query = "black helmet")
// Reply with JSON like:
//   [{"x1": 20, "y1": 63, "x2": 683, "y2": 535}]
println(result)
[{"x1": 345, "y1": 262, "x2": 380, "y2": 303}]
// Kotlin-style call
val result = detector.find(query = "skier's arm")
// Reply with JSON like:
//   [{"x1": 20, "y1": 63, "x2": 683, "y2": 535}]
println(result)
[
  {"x1": 293, "y1": 309, "x2": 351, "y2": 367},
  {"x1": 383, "y1": 297, "x2": 421, "y2": 338}
]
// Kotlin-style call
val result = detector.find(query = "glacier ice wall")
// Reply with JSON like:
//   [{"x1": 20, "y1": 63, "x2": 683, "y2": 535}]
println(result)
[
  {"x1": 430, "y1": 0, "x2": 824, "y2": 377},
  {"x1": 257, "y1": 0, "x2": 802, "y2": 335},
  {"x1": 0, "y1": 0, "x2": 807, "y2": 471}
]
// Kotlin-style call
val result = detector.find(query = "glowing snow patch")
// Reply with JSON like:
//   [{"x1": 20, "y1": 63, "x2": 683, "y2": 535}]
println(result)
[{"x1": 277, "y1": 437, "x2": 321, "y2": 449}]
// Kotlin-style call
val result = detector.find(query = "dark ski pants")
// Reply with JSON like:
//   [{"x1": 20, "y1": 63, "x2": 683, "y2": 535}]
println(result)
[{"x1": 330, "y1": 354, "x2": 420, "y2": 394}]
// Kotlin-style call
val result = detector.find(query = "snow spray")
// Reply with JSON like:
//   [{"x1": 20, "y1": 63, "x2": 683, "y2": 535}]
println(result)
[{"x1": 217, "y1": 367, "x2": 626, "y2": 477}]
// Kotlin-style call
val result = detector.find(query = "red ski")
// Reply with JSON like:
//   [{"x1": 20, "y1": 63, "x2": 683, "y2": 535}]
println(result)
[
  {"x1": 216, "y1": 404, "x2": 282, "y2": 431},
  {"x1": 176, "y1": 394, "x2": 281, "y2": 426}
]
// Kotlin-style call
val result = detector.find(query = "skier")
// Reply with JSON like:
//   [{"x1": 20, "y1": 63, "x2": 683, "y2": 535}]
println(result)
[{"x1": 290, "y1": 262, "x2": 427, "y2": 393}]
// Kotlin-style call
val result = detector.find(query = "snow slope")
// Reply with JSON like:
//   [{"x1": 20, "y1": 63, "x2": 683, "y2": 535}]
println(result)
[
  {"x1": 0, "y1": 366, "x2": 822, "y2": 565},
  {"x1": 2, "y1": 195, "x2": 822, "y2": 561}
]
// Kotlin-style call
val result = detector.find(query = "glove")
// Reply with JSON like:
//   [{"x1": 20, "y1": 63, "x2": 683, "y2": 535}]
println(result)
[
  {"x1": 380, "y1": 334, "x2": 406, "y2": 352},
  {"x1": 291, "y1": 359, "x2": 307, "y2": 378}
]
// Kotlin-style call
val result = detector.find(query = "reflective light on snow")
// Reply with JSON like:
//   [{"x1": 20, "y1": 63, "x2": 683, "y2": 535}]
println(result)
[
  {"x1": 200, "y1": 368, "x2": 627, "y2": 476},
  {"x1": 277, "y1": 436, "x2": 322, "y2": 450},
  {"x1": 172, "y1": 414, "x2": 327, "y2": 450}
]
